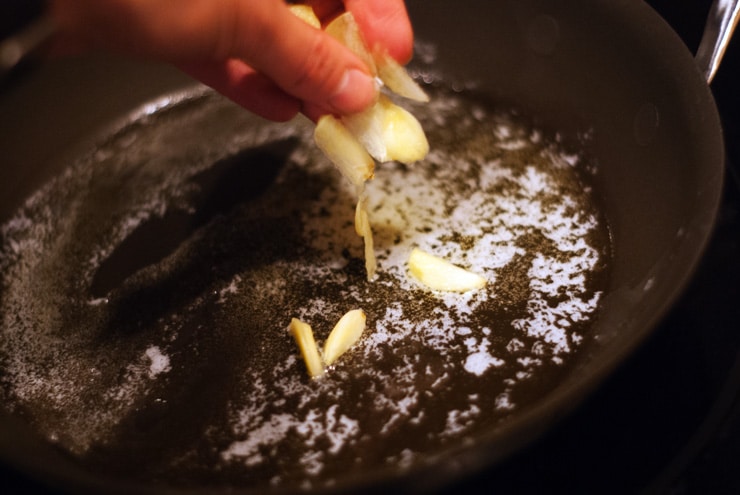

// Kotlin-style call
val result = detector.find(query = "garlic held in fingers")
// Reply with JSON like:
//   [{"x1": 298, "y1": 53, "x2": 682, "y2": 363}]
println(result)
[
  {"x1": 378, "y1": 99, "x2": 429, "y2": 164},
  {"x1": 323, "y1": 309, "x2": 367, "y2": 366},
  {"x1": 408, "y1": 248, "x2": 487, "y2": 292},
  {"x1": 298, "y1": 4, "x2": 430, "y2": 281},
  {"x1": 342, "y1": 94, "x2": 429, "y2": 164},
  {"x1": 314, "y1": 114, "x2": 375, "y2": 192},
  {"x1": 325, "y1": 12, "x2": 377, "y2": 76},
  {"x1": 374, "y1": 51, "x2": 429, "y2": 103}
]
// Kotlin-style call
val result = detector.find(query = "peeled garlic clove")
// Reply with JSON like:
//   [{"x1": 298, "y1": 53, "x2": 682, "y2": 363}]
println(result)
[
  {"x1": 288, "y1": 4, "x2": 321, "y2": 29},
  {"x1": 355, "y1": 193, "x2": 377, "y2": 280},
  {"x1": 354, "y1": 193, "x2": 371, "y2": 238},
  {"x1": 341, "y1": 102, "x2": 387, "y2": 163},
  {"x1": 289, "y1": 318, "x2": 325, "y2": 378},
  {"x1": 325, "y1": 12, "x2": 377, "y2": 75},
  {"x1": 343, "y1": 94, "x2": 429, "y2": 164},
  {"x1": 314, "y1": 114, "x2": 375, "y2": 191},
  {"x1": 375, "y1": 51, "x2": 429, "y2": 103},
  {"x1": 408, "y1": 248, "x2": 487, "y2": 292},
  {"x1": 323, "y1": 309, "x2": 367, "y2": 366},
  {"x1": 379, "y1": 98, "x2": 429, "y2": 164}
]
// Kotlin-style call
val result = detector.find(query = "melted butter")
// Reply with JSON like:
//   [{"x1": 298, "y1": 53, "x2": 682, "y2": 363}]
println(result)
[{"x1": 0, "y1": 86, "x2": 610, "y2": 490}]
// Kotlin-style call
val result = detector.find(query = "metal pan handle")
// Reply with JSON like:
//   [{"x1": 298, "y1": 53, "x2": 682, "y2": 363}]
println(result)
[{"x1": 696, "y1": 0, "x2": 740, "y2": 83}]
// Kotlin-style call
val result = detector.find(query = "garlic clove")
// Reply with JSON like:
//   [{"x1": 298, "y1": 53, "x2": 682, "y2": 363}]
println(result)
[
  {"x1": 408, "y1": 248, "x2": 487, "y2": 292},
  {"x1": 288, "y1": 318, "x2": 325, "y2": 378},
  {"x1": 323, "y1": 309, "x2": 367, "y2": 366}
]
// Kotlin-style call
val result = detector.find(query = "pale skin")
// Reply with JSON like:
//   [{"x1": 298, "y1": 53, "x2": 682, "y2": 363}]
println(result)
[{"x1": 48, "y1": 0, "x2": 414, "y2": 122}]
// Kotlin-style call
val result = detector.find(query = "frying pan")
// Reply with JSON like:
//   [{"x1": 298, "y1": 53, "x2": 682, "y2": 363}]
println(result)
[{"x1": 0, "y1": 0, "x2": 731, "y2": 493}]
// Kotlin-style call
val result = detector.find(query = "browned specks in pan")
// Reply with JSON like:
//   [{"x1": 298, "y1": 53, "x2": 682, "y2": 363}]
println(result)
[{"x1": 0, "y1": 84, "x2": 610, "y2": 489}]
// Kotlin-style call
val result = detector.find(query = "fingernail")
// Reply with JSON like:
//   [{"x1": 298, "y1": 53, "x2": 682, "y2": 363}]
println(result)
[{"x1": 329, "y1": 68, "x2": 377, "y2": 113}]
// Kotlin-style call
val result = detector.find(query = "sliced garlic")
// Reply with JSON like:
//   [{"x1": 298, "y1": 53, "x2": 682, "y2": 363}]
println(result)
[
  {"x1": 355, "y1": 193, "x2": 377, "y2": 280},
  {"x1": 323, "y1": 309, "x2": 367, "y2": 366},
  {"x1": 342, "y1": 94, "x2": 429, "y2": 164},
  {"x1": 314, "y1": 114, "x2": 375, "y2": 192},
  {"x1": 374, "y1": 51, "x2": 429, "y2": 103},
  {"x1": 377, "y1": 98, "x2": 429, "y2": 164},
  {"x1": 325, "y1": 12, "x2": 377, "y2": 76},
  {"x1": 288, "y1": 4, "x2": 321, "y2": 29},
  {"x1": 408, "y1": 247, "x2": 487, "y2": 292},
  {"x1": 288, "y1": 318, "x2": 325, "y2": 378},
  {"x1": 299, "y1": 5, "x2": 430, "y2": 281}
]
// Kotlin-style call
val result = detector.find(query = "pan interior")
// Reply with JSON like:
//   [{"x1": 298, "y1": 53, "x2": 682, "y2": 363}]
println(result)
[
  {"x1": 0, "y1": 82, "x2": 610, "y2": 490},
  {"x1": 0, "y1": 0, "x2": 725, "y2": 491}
]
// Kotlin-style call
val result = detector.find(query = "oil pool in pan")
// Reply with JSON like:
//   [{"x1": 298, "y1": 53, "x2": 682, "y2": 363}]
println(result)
[{"x1": 0, "y1": 81, "x2": 610, "y2": 489}]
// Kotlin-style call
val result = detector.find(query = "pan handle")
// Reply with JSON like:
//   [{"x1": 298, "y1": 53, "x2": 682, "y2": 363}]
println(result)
[{"x1": 696, "y1": 0, "x2": 740, "y2": 83}]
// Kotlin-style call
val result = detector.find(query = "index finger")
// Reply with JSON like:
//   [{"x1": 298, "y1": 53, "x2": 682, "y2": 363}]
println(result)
[
  {"x1": 304, "y1": 0, "x2": 414, "y2": 63},
  {"x1": 344, "y1": 0, "x2": 414, "y2": 63}
]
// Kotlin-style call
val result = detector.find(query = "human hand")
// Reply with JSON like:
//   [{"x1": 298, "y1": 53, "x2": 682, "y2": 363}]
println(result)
[{"x1": 49, "y1": 0, "x2": 414, "y2": 122}]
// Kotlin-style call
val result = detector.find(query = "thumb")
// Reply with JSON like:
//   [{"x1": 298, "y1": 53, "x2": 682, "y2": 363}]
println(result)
[{"x1": 229, "y1": 2, "x2": 378, "y2": 116}]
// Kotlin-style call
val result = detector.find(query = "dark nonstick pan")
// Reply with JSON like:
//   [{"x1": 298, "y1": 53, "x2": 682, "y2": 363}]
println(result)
[{"x1": 0, "y1": 0, "x2": 731, "y2": 493}]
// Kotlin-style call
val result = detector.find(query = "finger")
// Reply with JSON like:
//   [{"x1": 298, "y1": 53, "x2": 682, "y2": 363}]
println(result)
[
  {"x1": 301, "y1": 101, "x2": 332, "y2": 123},
  {"x1": 302, "y1": 0, "x2": 344, "y2": 22},
  {"x1": 229, "y1": 2, "x2": 378, "y2": 116},
  {"x1": 304, "y1": 0, "x2": 414, "y2": 63},
  {"x1": 49, "y1": 0, "x2": 219, "y2": 58},
  {"x1": 344, "y1": 0, "x2": 414, "y2": 63},
  {"x1": 49, "y1": 0, "x2": 378, "y2": 116},
  {"x1": 179, "y1": 59, "x2": 302, "y2": 122}
]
